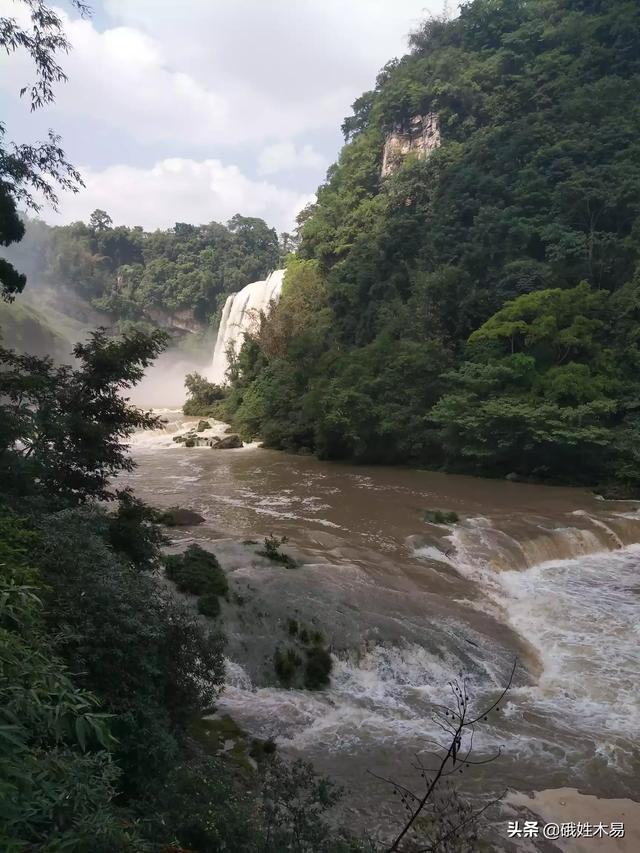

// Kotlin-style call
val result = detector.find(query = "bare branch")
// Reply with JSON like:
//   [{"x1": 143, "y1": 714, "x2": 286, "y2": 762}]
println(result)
[{"x1": 378, "y1": 659, "x2": 517, "y2": 852}]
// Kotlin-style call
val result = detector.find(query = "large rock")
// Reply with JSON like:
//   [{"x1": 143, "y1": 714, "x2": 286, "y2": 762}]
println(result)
[
  {"x1": 212, "y1": 434, "x2": 243, "y2": 449},
  {"x1": 175, "y1": 431, "x2": 211, "y2": 446},
  {"x1": 173, "y1": 431, "x2": 199, "y2": 444},
  {"x1": 196, "y1": 420, "x2": 211, "y2": 432},
  {"x1": 158, "y1": 507, "x2": 205, "y2": 526}
]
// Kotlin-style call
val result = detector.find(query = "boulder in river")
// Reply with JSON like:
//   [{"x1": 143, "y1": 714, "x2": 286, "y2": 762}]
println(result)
[
  {"x1": 158, "y1": 507, "x2": 205, "y2": 526},
  {"x1": 174, "y1": 431, "x2": 203, "y2": 445},
  {"x1": 212, "y1": 434, "x2": 243, "y2": 449},
  {"x1": 196, "y1": 420, "x2": 211, "y2": 432}
]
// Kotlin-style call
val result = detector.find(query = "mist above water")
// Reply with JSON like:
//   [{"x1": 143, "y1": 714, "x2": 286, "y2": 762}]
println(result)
[{"x1": 128, "y1": 349, "x2": 211, "y2": 409}]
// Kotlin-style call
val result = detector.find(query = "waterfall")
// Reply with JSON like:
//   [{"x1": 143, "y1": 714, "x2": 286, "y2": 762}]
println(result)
[{"x1": 208, "y1": 269, "x2": 285, "y2": 384}]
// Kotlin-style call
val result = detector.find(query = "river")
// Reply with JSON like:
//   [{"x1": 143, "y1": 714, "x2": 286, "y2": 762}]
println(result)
[{"x1": 125, "y1": 411, "x2": 640, "y2": 841}]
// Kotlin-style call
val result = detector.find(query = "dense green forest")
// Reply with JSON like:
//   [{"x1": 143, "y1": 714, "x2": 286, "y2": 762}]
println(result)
[
  {"x1": 2, "y1": 212, "x2": 280, "y2": 331},
  {"x1": 219, "y1": 0, "x2": 640, "y2": 494}
]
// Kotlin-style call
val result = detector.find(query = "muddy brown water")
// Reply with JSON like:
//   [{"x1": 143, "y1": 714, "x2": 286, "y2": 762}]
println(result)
[{"x1": 124, "y1": 413, "x2": 640, "y2": 839}]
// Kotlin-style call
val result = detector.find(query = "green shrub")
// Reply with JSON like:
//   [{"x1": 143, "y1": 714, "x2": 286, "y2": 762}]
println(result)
[
  {"x1": 198, "y1": 594, "x2": 221, "y2": 618},
  {"x1": 423, "y1": 509, "x2": 459, "y2": 525},
  {"x1": 183, "y1": 373, "x2": 227, "y2": 417},
  {"x1": 258, "y1": 534, "x2": 297, "y2": 569},
  {"x1": 287, "y1": 618, "x2": 299, "y2": 636},
  {"x1": 304, "y1": 646, "x2": 332, "y2": 690},
  {"x1": 165, "y1": 545, "x2": 228, "y2": 597}
]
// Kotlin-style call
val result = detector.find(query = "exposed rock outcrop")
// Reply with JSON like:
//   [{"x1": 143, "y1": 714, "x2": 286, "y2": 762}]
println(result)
[
  {"x1": 158, "y1": 507, "x2": 205, "y2": 526},
  {"x1": 212, "y1": 434, "x2": 243, "y2": 450},
  {"x1": 381, "y1": 112, "x2": 441, "y2": 178},
  {"x1": 146, "y1": 306, "x2": 203, "y2": 334},
  {"x1": 172, "y1": 429, "x2": 243, "y2": 449}
]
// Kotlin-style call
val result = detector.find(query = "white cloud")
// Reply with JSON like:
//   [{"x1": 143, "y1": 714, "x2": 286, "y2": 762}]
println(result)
[
  {"x1": 257, "y1": 142, "x2": 323, "y2": 176},
  {"x1": 40, "y1": 157, "x2": 313, "y2": 232},
  {"x1": 1, "y1": 0, "x2": 444, "y2": 148},
  {"x1": 0, "y1": 0, "x2": 446, "y2": 228}
]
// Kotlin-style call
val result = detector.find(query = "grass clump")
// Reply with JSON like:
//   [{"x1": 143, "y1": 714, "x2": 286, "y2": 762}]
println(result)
[
  {"x1": 304, "y1": 646, "x2": 332, "y2": 690},
  {"x1": 423, "y1": 509, "x2": 459, "y2": 525},
  {"x1": 290, "y1": 620, "x2": 323, "y2": 646},
  {"x1": 258, "y1": 534, "x2": 297, "y2": 569},
  {"x1": 164, "y1": 544, "x2": 228, "y2": 597},
  {"x1": 273, "y1": 646, "x2": 303, "y2": 686},
  {"x1": 273, "y1": 638, "x2": 333, "y2": 690}
]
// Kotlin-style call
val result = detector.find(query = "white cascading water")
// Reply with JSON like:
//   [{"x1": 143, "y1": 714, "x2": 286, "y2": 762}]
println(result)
[{"x1": 209, "y1": 269, "x2": 285, "y2": 384}]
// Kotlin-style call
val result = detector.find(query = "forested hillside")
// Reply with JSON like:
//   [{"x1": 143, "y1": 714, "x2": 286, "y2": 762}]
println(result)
[
  {"x1": 2, "y1": 212, "x2": 280, "y2": 333},
  {"x1": 223, "y1": 0, "x2": 640, "y2": 493}
]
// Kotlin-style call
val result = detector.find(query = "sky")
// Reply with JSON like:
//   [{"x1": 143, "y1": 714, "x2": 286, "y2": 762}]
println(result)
[{"x1": 0, "y1": 0, "x2": 445, "y2": 233}]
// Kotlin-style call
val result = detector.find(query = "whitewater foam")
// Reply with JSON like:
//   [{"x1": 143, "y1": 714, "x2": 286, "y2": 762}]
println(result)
[{"x1": 217, "y1": 642, "x2": 503, "y2": 753}]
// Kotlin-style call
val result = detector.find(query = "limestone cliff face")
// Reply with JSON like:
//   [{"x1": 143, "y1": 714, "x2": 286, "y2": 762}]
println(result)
[
  {"x1": 381, "y1": 113, "x2": 441, "y2": 178},
  {"x1": 146, "y1": 306, "x2": 203, "y2": 334}
]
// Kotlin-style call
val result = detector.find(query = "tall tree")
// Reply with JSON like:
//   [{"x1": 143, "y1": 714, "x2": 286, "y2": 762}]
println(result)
[{"x1": 88, "y1": 208, "x2": 113, "y2": 232}]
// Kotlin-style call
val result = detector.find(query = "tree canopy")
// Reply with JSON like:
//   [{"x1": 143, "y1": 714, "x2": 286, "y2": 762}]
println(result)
[{"x1": 2, "y1": 212, "x2": 281, "y2": 328}]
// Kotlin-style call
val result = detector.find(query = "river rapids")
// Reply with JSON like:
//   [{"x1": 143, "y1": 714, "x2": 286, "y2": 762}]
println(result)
[{"x1": 124, "y1": 411, "x2": 640, "y2": 836}]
